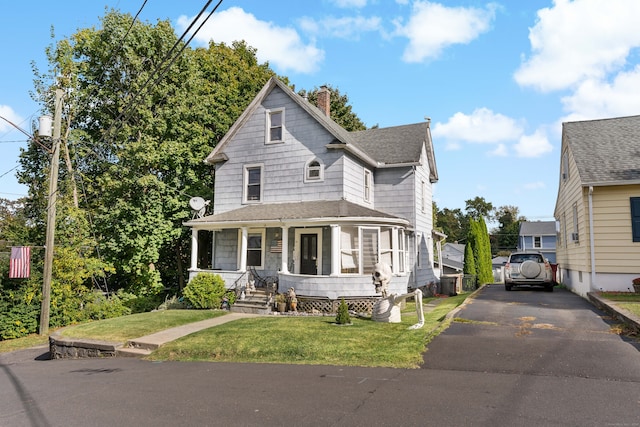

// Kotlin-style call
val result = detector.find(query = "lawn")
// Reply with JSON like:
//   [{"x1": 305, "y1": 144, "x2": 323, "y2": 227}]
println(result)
[
  {"x1": 58, "y1": 310, "x2": 226, "y2": 342},
  {"x1": 0, "y1": 334, "x2": 48, "y2": 354},
  {"x1": 599, "y1": 292, "x2": 640, "y2": 318},
  {"x1": 147, "y1": 294, "x2": 468, "y2": 368}
]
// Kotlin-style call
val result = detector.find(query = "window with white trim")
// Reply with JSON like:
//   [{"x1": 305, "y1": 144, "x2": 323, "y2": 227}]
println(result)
[
  {"x1": 533, "y1": 236, "x2": 542, "y2": 248},
  {"x1": 246, "y1": 229, "x2": 265, "y2": 268},
  {"x1": 380, "y1": 228, "x2": 393, "y2": 267},
  {"x1": 340, "y1": 226, "x2": 359, "y2": 274},
  {"x1": 398, "y1": 230, "x2": 407, "y2": 273},
  {"x1": 304, "y1": 158, "x2": 324, "y2": 182},
  {"x1": 421, "y1": 180, "x2": 427, "y2": 213},
  {"x1": 562, "y1": 151, "x2": 569, "y2": 181},
  {"x1": 572, "y1": 203, "x2": 579, "y2": 243},
  {"x1": 364, "y1": 169, "x2": 372, "y2": 202},
  {"x1": 631, "y1": 197, "x2": 640, "y2": 242},
  {"x1": 266, "y1": 109, "x2": 284, "y2": 144},
  {"x1": 243, "y1": 164, "x2": 263, "y2": 203}
]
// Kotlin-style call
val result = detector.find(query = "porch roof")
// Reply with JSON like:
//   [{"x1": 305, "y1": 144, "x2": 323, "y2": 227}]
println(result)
[{"x1": 185, "y1": 199, "x2": 410, "y2": 229}]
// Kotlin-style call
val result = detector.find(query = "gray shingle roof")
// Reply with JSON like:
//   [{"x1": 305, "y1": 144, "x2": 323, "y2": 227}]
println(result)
[
  {"x1": 519, "y1": 221, "x2": 556, "y2": 236},
  {"x1": 564, "y1": 115, "x2": 640, "y2": 185},
  {"x1": 185, "y1": 200, "x2": 408, "y2": 226},
  {"x1": 351, "y1": 123, "x2": 428, "y2": 164}
]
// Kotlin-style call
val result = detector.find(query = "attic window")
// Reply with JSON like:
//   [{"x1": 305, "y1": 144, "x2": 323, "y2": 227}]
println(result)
[
  {"x1": 304, "y1": 159, "x2": 324, "y2": 182},
  {"x1": 364, "y1": 169, "x2": 372, "y2": 202},
  {"x1": 266, "y1": 109, "x2": 284, "y2": 144}
]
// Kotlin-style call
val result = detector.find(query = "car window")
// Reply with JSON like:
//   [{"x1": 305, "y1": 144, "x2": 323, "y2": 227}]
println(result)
[{"x1": 510, "y1": 254, "x2": 543, "y2": 263}]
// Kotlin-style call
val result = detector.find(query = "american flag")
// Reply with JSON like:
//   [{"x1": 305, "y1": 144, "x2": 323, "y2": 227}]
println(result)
[{"x1": 9, "y1": 246, "x2": 31, "y2": 279}]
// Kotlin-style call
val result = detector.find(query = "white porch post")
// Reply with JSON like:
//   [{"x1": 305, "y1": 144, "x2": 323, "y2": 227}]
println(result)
[
  {"x1": 190, "y1": 228, "x2": 198, "y2": 270},
  {"x1": 391, "y1": 227, "x2": 400, "y2": 274},
  {"x1": 331, "y1": 224, "x2": 340, "y2": 276},
  {"x1": 239, "y1": 227, "x2": 248, "y2": 271},
  {"x1": 281, "y1": 226, "x2": 289, "y2": 273}
]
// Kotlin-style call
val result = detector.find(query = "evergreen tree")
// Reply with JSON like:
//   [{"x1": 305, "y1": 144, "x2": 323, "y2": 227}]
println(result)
[
  {"x1": 463, "y1": 241, "x2": 476, "y2": 277},
  {"x1": 477, "y1": 216, "x2": 494, "y2": 284}
]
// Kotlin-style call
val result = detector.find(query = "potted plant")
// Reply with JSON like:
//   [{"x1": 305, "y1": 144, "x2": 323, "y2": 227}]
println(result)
[
  {"x1": 275, "y1": 293, "x2": 287, "y2": 312},
  {"x1": 632, "y1": 277, "x2": 640, "y2": 293}
]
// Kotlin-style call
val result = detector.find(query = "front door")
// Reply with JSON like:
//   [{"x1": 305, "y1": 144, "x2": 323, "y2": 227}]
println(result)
[{"x1": 300, "y1": 233, "x2": 318, "y2": 275}]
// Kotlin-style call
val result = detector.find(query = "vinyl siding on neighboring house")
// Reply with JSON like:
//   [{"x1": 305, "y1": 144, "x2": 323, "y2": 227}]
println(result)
[
  {"x1": 554, "y1": 144, "x2": 589, "y2": 271},
  {"x1": 591, "y1": 185, "x2": 640, "y2": 273}
]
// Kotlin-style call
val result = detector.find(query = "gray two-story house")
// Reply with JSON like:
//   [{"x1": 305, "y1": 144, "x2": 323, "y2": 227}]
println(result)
[{"x1": 185, "y1": 77, "x2": 440, "y2": 299}]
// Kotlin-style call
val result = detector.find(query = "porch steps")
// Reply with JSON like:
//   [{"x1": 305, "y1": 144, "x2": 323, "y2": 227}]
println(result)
[{"x1": 231, "y1": 288, "x2": 274, "y2": 315}]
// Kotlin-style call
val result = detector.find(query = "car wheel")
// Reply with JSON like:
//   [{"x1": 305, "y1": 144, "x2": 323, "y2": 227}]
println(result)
[
  {"x1": 505, "y1": 284, "x2": 512, "y2": 291},
  {"x1": 520, "y1": 260, "x2": 542, "y2": 278},
  {"x1": 545, "y1": 285, "x2": 554, "y2": 292}
]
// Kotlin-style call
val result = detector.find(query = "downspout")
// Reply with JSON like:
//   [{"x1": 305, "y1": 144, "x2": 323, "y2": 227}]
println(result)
[{"x1": 588, "y1": 186, "x2": 596, "y2": 291}]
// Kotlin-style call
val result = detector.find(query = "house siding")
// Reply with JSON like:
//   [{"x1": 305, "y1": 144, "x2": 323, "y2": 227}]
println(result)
[
  {"x1": 374, "y1": 167, "x2": 415, "y2": 220},
  {"x1": 342, "y1": 155, "x2": 371, "y2": 206},
  {"x1": 555, "y1": 126, "x2": 640, "y2": 295},
  {"x1": 591, "y1": 185, "x2": 640, "y2": 274},
  {"x1": 213, "y1": 86, "x2": 345, "y2": 214},
  {"x1": 414, "y1": 146, "x2": 437, "y2": 287}
]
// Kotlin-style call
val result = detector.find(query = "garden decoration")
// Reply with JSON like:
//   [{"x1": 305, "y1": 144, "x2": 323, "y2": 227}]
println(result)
[
  {"x1": 287, "y1": 287, "x2": 298, "y2": 311},
  {"x1": 371, "y1": 262, "x2": 424, "y2": 330}
]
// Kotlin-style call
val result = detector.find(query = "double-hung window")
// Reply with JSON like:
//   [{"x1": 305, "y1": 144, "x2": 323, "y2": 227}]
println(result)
[
  {"x1": 533, "y1": 236, "x2": 542, "y2": 249},
  {"x1": 364, "y1": 169, "x2": 372, "y2": 202},
  {"x1": 244, "y1": 164, "x2": 263, "y2": 203},
  {"x1": 266, "y1": 109, "x2": 284, "y2": 143},
  {"x1": 246, "y1": 230, "x2": 265, "y2": 268},
  {"x1": 340, "y1": 227, "x2": 406, "y2": 274}
]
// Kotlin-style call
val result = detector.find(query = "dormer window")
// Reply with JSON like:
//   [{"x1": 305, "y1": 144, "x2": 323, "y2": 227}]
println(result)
[
  {"x1": 304, "y1": 158, "x2": 324, "y2": 182},
  {"x1": 266, "y1": 108, "x2": 284, "y2": 144}
]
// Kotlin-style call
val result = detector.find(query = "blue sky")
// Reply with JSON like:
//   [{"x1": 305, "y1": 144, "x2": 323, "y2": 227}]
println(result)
[{"x1": 2, "y1": 0, "x2": 640, "y2": 225}]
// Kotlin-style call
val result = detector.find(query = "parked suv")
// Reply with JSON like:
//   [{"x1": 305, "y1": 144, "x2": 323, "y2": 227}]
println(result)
[{"x1": 504, "y1": 252, "x2": 553, "y2": 292}]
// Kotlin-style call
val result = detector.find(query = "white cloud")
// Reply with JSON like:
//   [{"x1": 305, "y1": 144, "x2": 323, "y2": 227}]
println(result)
[
  {"x1": 523, "y1": 181, "x2": 546, "y2": 190},
  {"x1": 0, "y1": 105, "x2": 23, "y2": 133},
  {"x1": 177, "y1": 7, "x2": 324, "y2": 74},
  {"x1": 513, "y1": 129, "x2": 553, "y2": 158},
  {"x1": 488, "y1": 143, "x2": 508, "y2": 157},
  {"x1": 514, "y1": 0, "x2": 640, "y2": 92},
  {"x1": 394, "y1": 1, "x2": 497, "y2": 63},
  {"x1": 331, "y1": 0, "x2": 367, "y2": 8},
  {"x1": 560, "y1": 65, "x2": 640, "y2": 120},
  {"x1": 432, "y1": 108, "x2": 522, "y2": 143},
  {"x1": 299, "y1": 15, "x2": 382, "y2": 40}
]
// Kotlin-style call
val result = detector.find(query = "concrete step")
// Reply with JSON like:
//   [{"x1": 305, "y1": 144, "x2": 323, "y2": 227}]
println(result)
[
  {"x1": 116, "y1": 346, "x2": 152, "y2": 358},
  {"x1": 126, "y1": 340, "x2": 160, "y2": 351}
]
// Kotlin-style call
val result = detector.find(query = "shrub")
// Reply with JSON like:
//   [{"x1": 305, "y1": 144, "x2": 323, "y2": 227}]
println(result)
[
  {"x1": 183, "y1": 273, "x2": 227, "y2": 309},
  {"x1": 82, "y1": 292, "x2": 132, "y2": 320},
  {"x1": 335, "y1": 298, "x2": 351, "y2": 325}
]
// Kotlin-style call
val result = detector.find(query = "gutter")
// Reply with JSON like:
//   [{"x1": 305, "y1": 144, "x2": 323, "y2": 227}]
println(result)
[{"x1": 588, "y1": 186, "x2": 596, "y2": 291}]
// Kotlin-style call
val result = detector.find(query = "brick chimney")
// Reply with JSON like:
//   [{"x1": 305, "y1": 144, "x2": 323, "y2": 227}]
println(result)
[{"x1": 317, "y1": 85, "x2": 330, "y2": 116}]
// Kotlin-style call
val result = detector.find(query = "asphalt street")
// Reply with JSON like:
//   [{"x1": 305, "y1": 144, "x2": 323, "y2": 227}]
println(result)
[{"x1": 1, "y1": 285, "x2": 639, "y2": 427}]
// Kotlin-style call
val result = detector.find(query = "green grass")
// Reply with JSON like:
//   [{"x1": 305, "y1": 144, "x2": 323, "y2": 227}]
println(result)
[
  {"x1": 598, "y1": 292, "x2": 640, "y2": 321},
  {"x1": 148, "y1": 294, "x2": 468, "y2": 368},
  {"x1": 0, "y1": 334, "x2": 49, "y2": 354},
  {"x1": 58, "y1": 310, "x2": 226, "y2": 342}
]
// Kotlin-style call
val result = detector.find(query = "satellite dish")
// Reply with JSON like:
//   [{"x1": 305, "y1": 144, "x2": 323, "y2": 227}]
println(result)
[{"x1": 189, "y1": 197, "x2": 209, "y2": 218}]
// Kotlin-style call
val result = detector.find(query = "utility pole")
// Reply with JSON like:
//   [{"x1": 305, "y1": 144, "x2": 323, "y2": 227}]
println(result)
[{"x1": 40, "y1": 89, "x2": 63, "y2": 336}]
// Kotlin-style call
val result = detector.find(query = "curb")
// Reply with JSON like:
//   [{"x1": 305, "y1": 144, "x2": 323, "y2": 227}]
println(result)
[
  {"x1": 587, "y1": 292, "x2": 640, "y2": 334},
  {"x1": 445, "y1": 284, "x2": 487, "y2": 320}
]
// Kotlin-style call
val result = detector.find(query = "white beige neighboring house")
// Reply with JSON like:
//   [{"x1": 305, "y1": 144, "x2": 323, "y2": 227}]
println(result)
[{"x1": 554, "y1": 115, "x2": 640, "y2": 296}]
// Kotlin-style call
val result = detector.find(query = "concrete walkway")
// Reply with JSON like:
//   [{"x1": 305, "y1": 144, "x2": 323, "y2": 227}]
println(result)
[{"x1": 119, "y1": 312, "x2": 263, "y2": 357}]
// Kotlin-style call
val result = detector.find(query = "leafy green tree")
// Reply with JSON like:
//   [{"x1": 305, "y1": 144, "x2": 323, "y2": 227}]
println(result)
[
  {"x1": 299, "y1": 85, "x2": 366, "y2": 131},
  {"x1": 23, "y1": 11, "x2": 279, "y2": 296},
  {"x1": 435, "y1": 206, "x2": 469, "y2": 243},
  {"x1": 465, "y1": 196, "x2": 494, "y2": 221},
  {"x1": 493, "y1": 205, "x2": 525, "y2": 253}
]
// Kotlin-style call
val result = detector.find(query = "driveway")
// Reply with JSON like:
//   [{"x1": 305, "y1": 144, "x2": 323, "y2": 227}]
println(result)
[{"x1": 1, "y1": 286, "x2": 639, "y2": 426}]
